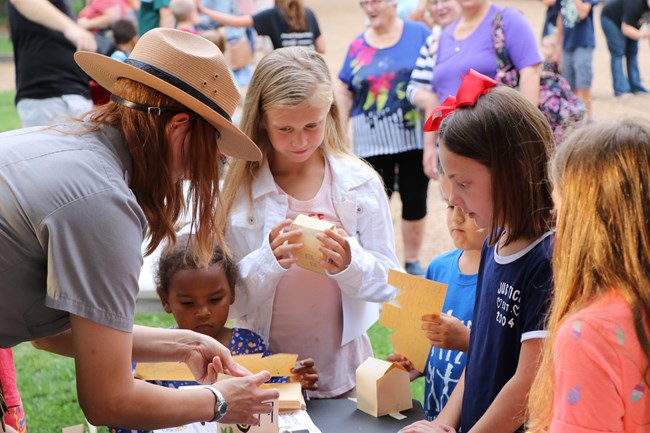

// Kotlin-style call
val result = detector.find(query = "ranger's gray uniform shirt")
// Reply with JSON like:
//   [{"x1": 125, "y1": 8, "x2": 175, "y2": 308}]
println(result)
[{"x1": 0, "y1": 123, "x2": 147, "y2": 347}]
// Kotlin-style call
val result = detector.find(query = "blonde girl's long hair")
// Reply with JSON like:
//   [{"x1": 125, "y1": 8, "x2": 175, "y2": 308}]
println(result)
[
  {"x1": 527, "y1": 118, "x2": 650, "y2": 431},
  {"x1": 276, "y1": 0, "x2": 306, "y2": 31},
  {"x1": 218, "y1": 46, "x2": 351, "y2": 231},
  {"x1": 86, "y1": 79, "x2": 223, "y2": 268}
]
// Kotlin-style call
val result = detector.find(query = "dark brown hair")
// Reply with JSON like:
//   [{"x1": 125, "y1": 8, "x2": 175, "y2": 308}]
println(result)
[
  {"x1": 155, "y1": 233, "x2": 238, "y2": 295},
  {"x1": 276, "y1": 0, "x2": 306, "y2": 31},
  {"x1": 439, "y1": 86, "x2": 554, "y2": 246}
]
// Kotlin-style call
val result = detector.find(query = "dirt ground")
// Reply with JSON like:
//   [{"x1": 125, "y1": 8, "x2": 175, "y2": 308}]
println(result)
[{"x1": 1, "y1": 0, "x2": 649, "y2": 266}]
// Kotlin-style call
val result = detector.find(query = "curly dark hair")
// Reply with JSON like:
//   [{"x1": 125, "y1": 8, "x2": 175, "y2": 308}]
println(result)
[{"x1": 155, "y1": 233, "x2": 238, "y2": 295}]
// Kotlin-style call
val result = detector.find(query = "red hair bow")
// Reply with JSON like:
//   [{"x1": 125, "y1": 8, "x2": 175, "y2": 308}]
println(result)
[{"x1": 424, "y1": 69, "x2": 497, "y2": 132}]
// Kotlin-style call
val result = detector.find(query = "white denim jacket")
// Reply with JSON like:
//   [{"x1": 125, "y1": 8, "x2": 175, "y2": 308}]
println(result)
[{"x1": 226, "y1": 153, "x2": 401, "y2": 345}]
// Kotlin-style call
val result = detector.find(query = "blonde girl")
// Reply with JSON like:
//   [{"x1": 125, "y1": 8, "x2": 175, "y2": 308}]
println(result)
[
  {"x1": 219, "y1": 46, "x2": 401, "y2": 398},
  {"x1": 528, "y1": 119, "x2": 650, "y2": 432},
  {"x1": 401, "y1": 70, "x2": 554, "y2": 433}
]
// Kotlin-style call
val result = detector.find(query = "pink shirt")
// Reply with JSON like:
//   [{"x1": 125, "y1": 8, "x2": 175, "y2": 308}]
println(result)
[
  {"x1": 78, "y1": 0, "x2": 130, "y2": 20},
  {"x1": 0, "y1": 348, "x2": 21, "y2": 407},
  {"x1": 269, "y1": 160, "x2": 373, "y2": 398},
  {"x1": 552, "y1": 290, "x2": 650, "y2": 433}
]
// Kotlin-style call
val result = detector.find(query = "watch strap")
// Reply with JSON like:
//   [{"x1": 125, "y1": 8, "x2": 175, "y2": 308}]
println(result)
[{"x1": 204, "y1": 385, "x2": 227, "y2": 423}]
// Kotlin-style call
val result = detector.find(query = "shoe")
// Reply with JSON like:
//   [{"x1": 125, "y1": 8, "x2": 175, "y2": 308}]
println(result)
[
  {"x1": 405, "y1": 261, "x2": 425, "y2": 277},
  {"x1": 615, "y1": 92, "x2": 633, "y2": 99},
  {"x1": 633, "y1": 89, "x2": 649, "y2": 95}
]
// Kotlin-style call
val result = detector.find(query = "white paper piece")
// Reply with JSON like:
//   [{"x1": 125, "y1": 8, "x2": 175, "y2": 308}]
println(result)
[
  {"x1": 278, "y1": 410, "x2": 322, "y2": 433},
  {"x1": 154, "y1": 422, "x2": 216, "y2": 432}
]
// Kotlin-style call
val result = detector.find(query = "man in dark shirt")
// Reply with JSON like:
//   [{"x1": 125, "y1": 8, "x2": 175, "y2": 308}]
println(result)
[{"x1": 8, "y1": 0, "x2": 96, "y2": 126}]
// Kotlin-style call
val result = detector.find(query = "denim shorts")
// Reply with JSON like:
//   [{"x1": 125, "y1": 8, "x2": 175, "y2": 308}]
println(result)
[{"x1": 562, "y1": 46, "x2": 594, "y2": 90}]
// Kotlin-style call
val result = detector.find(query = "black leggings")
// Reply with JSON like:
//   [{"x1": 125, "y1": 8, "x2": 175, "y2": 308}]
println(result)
[{"x1": 364, "y1": 149, "x2": 429, "y2": 221}]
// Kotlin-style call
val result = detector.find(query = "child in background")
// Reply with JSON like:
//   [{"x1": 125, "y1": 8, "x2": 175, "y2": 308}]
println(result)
[
  {"x1": 539, "y1": 32, "x2": 585, "y2": 145},
  {"x1": 554, "y1": 0, "x2": 598, "y2": 122},
  {"x1": 110, "y1": 19, "x2": 138, "y2": 62},
  {"x1": 218, "y1": 46, "x2": 401, "y2": 399},
  {"x1": 0, "y1": 349, "x2": 27, "y2": 433},
  {"x1": 169, "y1": 0, "x2": 200, "y2": 34},
  {"x1": 388, "y1": 172, "x2": 487, "y2": 420},
  {"x1": 401, "y1": 70, "x2": 555, "y2": 433},
  {"x1": 528, "y1": 119, "x2": 650, "y2": 432},
  {"x1": 108, "y1": 234, "x2": 318, "y2": 433}
]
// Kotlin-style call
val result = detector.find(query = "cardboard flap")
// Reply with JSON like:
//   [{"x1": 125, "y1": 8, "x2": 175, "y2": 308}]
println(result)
[
  {"x1": 380, "y1": 270, "x2": 448, "y2": 373},
  {"x1": 267, "y1": 382, "x2": 306, "y2": 411},
  {"x1": 134, "y1": 353, "x2": 299, "y2": 381},
  {"x1": 235, "y1": 353, "x2": 298, "y2": 377}
]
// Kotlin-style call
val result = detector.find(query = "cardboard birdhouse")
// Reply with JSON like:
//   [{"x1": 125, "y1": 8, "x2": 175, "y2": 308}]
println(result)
[
  {"x1": 288, "y1": 214, "x2": 336, "y2": 274},
  {"x1": 356, "y1": 357, "x2": 413, "y2": 417}
]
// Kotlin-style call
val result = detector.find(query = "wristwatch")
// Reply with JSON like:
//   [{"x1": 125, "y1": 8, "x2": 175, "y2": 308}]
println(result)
[{"x1": 204, "y1": 385, "x2": 228, "y2": 422}]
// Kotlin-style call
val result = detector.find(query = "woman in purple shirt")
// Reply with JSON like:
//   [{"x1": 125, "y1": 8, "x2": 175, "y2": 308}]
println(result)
[{"x1": 424, "y1": 0, "x2": 542, "y2": 175}]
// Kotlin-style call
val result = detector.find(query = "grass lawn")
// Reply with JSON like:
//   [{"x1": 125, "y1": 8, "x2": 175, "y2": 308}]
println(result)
[
  {"x1": 14, "y1": 315, "x2": 425, "y2": 432},
  {"x1": 0, "y1": 90, "x2": 20, "y2": 132}
]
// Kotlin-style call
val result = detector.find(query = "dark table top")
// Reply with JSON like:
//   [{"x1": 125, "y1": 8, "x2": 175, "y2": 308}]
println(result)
[{"x1": 305, "y1": 398, "x2": 426, "y2": 433}]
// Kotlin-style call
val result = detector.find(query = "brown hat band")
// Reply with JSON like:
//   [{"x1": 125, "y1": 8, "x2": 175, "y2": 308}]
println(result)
[{"x1": 124, "y1": 58, "x2": 232, "y2": 123}]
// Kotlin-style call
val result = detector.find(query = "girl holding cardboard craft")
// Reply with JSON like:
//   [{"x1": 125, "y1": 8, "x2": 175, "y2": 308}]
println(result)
[{"x1": 218, "y1": 46, "x2": 402, "y2": 399}]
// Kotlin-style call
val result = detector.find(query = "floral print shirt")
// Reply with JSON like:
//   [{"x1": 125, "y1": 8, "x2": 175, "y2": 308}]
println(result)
[{"x1": 338, "y1": 20, "x2": 430, "y2": 158}]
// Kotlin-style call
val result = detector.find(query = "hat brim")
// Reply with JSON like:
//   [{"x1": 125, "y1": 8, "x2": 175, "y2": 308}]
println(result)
[{"x1": 75, "y1": 51, "x2": 262, "y2": 162}]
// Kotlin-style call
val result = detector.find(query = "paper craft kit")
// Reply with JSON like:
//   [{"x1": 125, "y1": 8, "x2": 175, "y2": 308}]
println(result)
[
  {"x1": 380, "y1": 270, "x2": 448, "y2": 373},
  {"x1": 356, "y1": 357, "x2": 412, "y2": 417},
  {"x1": 288, "y1": 214, "x2": 336, "y2": 274}
]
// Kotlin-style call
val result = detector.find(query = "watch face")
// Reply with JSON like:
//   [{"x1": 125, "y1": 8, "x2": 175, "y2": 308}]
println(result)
[{"x1": 218, "y1": 401, "x2": 228, "y2": 416}]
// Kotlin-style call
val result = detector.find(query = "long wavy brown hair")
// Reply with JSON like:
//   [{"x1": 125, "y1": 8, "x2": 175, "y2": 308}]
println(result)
[
  {"x1": 85, "y1": 78, "x2": 223, "y2": 267},
  {"x1": 217, "y1": 46, "x2": 352, "y2": 231},
  {"x1": 276, "y1": 0, "x2": 306, "y2": 31},
  {"x1": 527, "y1": 118, "x2": 650, "y2": 431}
]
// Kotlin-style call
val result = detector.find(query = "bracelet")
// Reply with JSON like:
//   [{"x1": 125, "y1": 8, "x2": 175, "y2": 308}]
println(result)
[{"x1": 204, "y1": 385, "x2": 228, "y2": 423}]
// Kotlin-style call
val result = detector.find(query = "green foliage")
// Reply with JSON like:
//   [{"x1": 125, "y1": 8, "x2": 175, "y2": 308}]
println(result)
[
  {"x1": 14, "y1": 313, "x2": 423, "y2": 433},
  {"x1": 0, "y1": 90, "x2": 20, "y2": 132}
]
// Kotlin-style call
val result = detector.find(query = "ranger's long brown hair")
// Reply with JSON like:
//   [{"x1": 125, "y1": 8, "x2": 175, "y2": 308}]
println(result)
[
  {"x1": 86, "y1": 79, "x2": 223, "y2": 267},
  {"x1": 276, "y1": 0, "x2": 306, "y2": 31},
  {"x1": 527, "y1": 119, "x2": 650, "y2": 431}
]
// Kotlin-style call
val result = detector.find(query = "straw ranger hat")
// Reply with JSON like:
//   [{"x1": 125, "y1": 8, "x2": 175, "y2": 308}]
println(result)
[{"x1": 74, "y1": 28, "x2": 261, "y2": 161}]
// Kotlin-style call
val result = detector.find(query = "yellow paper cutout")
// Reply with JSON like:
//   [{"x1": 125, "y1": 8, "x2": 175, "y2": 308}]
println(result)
[
  {"x1": 134, "y1": 353, "x2": 299, "y2": 381},
  {"x1": 288, "y1": 214, "x2": 336, "y2": 274},
  {"x1": 380, "y1": 269, "x2": 448, "y2": 373},
  {"x1": 135, "y1": 362, "x2": 193, "y2": 381},
  {"x1": 233, "y1": 353, "x2": 298, "y2": 377}
]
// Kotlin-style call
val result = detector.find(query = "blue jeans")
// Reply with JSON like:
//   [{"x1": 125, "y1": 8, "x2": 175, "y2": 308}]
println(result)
[{"x1": 600, "y1": 15, "x2": 647, "y2": 95}]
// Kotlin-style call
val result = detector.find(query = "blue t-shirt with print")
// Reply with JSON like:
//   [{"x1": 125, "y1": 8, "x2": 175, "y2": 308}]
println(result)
[
  {"x1": 338, "y1": 20, "x2": 430, "y2": 158},
  {"x1": 423, "y1": 249, "x2": 477, "y2": 420},
  {"x1": 460, "y1": 232, "x2": 553, "y2": 433},
  {"x1": 555, "y1": 0, "x2": 599, "y2": 49}
]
